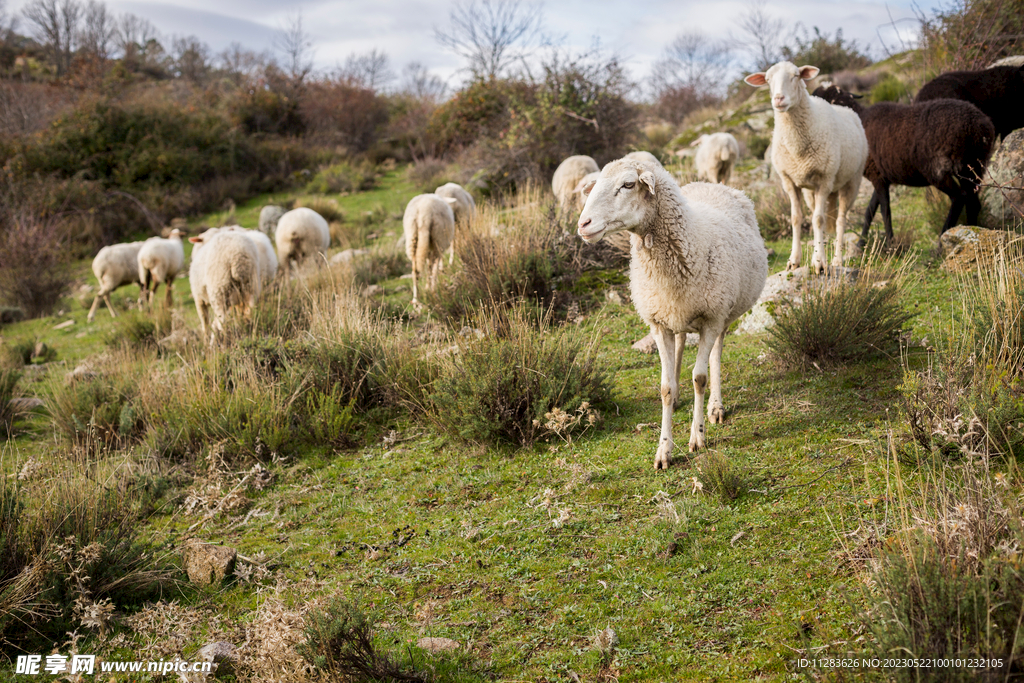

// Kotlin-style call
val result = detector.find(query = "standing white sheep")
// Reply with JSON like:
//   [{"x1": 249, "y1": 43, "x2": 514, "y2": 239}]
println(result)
[
  {"x1": 552, "y1": 155, "x2": 600, "y2": 210},
  {"x1": 137, "y1": 228, "x2": 185, "y2": 309},
  {"x1": 403, "y1": 194, "x2": 457, "y2": 305},
  {"x1": 434, "y1": 182, "x2": 476, "y2": 264},
  {"x1": 745, "y1": 62, "x2": 868, "y2": 272},
  {"x1": 691, "y1": 133, "x2": 740, "y2": 184},
  {"x1": 577, "y1": 159, "x2": 767, "y2": 469},
  {"x1": 200, "y1": 226, "x2": 278, "y2": 286},
  {"x1": 188, "y1": 230, "x2": 261, "y2": 344},
  {"x1": 275, "y1": 207, "x2": 330, "y2": 274},
  {"x1": 86, "y1": 242, "x2": 145, "y2": 322}
]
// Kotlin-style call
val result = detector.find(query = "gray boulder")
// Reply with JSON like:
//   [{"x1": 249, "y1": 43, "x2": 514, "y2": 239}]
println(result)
[
  {"x1": 181, "y1": 539, "x2": 236, "y2": 586},
  {"x1": 981, "y1": 130, "x2": 1024, "y2": 228},
  {"x1": 258, "y1": 206, "x2": 286, "y2": 238}
]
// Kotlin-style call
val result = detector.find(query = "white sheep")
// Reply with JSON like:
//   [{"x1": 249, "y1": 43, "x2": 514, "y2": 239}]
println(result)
[
  {"x1": 201, "y1": 226, "x2": 278, "y2": 286},
  {"x1": 258, "y1": 205, "x2": 286, "y2": 238},
  {"x1": 137, "y1": 228, "x2": 185, "y2": 309},
  {"x1": 403, "y1": 194, "x2": 457, "y2": 304},
  {"x1": 624, "y1": 151, "x2": 664, "y2": 168},
  {"x1": 188, "y1": 229, "x2": 262, "y2": 344},
  {"x1": 745, "y1": 62, "x2": 868, "y2": 272},
  {"x1": 572, "y1": 171, "x2": 602, "y2": 211},
  {"x1": 86, "y1": 242, "x2": 145, "y2": 322},
  {"x1": 577, "y1": 159, "x2": 767, "y2": 469},
  {"x1": 552, "y1": 155, "x2": 600, "y2": 210},
  {"x1": 434, "y1": 182, "x2": 476, "y2": 264},
  {"x1": 275, "y1": 207, "x2": 330, "y2": 274},
  {"x1": 690, "y1": 133, "x2": 740, "y2": 184}
]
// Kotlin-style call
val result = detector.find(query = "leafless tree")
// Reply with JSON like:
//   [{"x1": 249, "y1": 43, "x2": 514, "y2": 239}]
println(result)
[
  {"x1": 172, "y1": 35, "x2": 209, "y2": 82},
  {"x1": 78, "y1": 0, "x2": 114, "y2": 60},
  {"x1": 401, "y1": 61, "x2": 447, "y2": 101},
  {"x1": 734, "y1": 0, "x2": 789, "y2": 71},
  {"x1": 219, "y1": 42, "x2": 267, "y2": 85},
  {"x1": 22, "y1": 0, "x2": 82, "y2": 76},
  {"x1": 275, "y1": 10, "x2": 314, "y2": 83},
  {"x1": 435, "y1": 0, "x2": 544, "y2": 80},
  {"x1": 651, "y1": 30, "x2": 731, "y2": 99},
  {"x1": 340, "y1": 48, "x2": 394, "y2": 91},
  {"x1": 115, "y1": 11, "x2": 158, "y2": 60},
  {"x1": 0, "y1": 0, "x2": 18, "y2": 43}
]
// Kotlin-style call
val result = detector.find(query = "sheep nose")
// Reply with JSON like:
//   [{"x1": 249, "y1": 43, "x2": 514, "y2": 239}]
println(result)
[{"x1": 578, "y1": 218, "x2": 592, "y2": 232}]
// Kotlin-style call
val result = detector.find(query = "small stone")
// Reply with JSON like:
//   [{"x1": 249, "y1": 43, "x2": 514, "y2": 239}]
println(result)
[
  {"x1": 258, "y1": 206, "x2": 286, "y2": 238},
  {"x1": 7, "y1": 397, "x2": 44, "y2": 413},
  {"x1": 361, "y1": 284, "x2": 381, "y2": 297},
  {"x1": 181, "y1": 539, "x2": 237, "y2": 587},
  {"x1": 417, "y1": 637, "x2": 460, "y2": 654},
  {"x1": 53, "y1": 319, "x2": 75, "y2": 330},
  {"x1": 605, "y1": 289, "x2": 624, "y2": 305},
  {"x1": 632, "y1": 335, "x2": 657, "y2": 354},
  {"x1": 66, "y1": 363, "x2": 97, "y2": 383},
  {"x1": 32, "y1": 342, "x2": 49, "y2": 358},
  {"x1": 196, "y1": 642, "x2": 238, "y2": 678},
  {"x1": 331, "y1": 248, "x2": 369, "y2": 265}
]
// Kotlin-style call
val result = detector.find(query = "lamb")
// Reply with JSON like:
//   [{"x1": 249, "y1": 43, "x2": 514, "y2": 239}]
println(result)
[
  {"x1": 813, "y1": 83, "x2": 996, "y2": 240},
  {"x1": 137, "y1": 228, "x2": 185, "y2": 309},
  {"x1": 403, "y1": 194, "x2": 457, "y2": 305},
  {"x1": 577, "y1": 159, "x2": 767, "y2": 469},
  {"x1": 552, "y1": 155, "x2": 600, "y2": 210},
  {"x1": 275, "y1": 207, "x2": 330, "y2": 274},
  {"x1": 745, "y1": 62, "x2": 868, "y2": 272},
  {"x1": 690, "y1": 133, "x2": 740, "y2": 185},
  {"x1": 434, "y1": 182, "x2": 475, "y2": 264},
  {"x1": 188, "y1": 229, "x2": 261, "y2": 344},
  {"x1": 86, "y1": 241, "x2": 145, "y2": 322},
  {"x1": 915, "y1": 64, "x2": 1024, "y2": 138},
  {"x1": 624, "y1": 151, "x2": 664, "y2": 169}
]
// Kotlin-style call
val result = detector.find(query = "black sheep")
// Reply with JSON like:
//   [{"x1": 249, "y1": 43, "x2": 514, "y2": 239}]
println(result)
[
  {"x1": 812, "y1": 84, "x2": 996, "y2": 240},
  {"x1": 915, "y1": 65, "x2": 1024, "y2": 138}
]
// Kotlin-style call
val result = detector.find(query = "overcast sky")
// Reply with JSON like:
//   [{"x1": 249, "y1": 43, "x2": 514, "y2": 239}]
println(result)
[{"x1": 10, "y1": 0, "x2": 924, "y2": 87}]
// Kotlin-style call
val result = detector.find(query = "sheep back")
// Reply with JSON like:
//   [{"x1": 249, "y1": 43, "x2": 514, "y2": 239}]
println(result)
[
  {"x1": 403, "y1": 194, "x2": 455, "y2": 270},
  {"x1": 434, "y1": 183, "x2": 476, "y2": 225},
  {"x1": 915, "y1": 65, "x2": 1024, "y2": 138},
  {"x1": 137, "y1": 234, "x2": 185, "y2": 284},
  {"x1": 694, "y1": 133, "x2": 740, "y2": 183},
  {"x1": 275, "y1": 207, "x2": 331, "y2": 266},
  {"x1": 552, "y1": 155, "x2": 600, "y2": 208},
  {"x1": 190, "y1": 231, "x2": 261, "y2": 317},
  {"x1": 92, "y1": 243, "x2": 144, "y2": 292}
]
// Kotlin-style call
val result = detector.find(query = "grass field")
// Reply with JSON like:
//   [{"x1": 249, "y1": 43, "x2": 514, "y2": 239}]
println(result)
[{"x1": 1, "y1": 162, "x2": 1021, "y2": 682}]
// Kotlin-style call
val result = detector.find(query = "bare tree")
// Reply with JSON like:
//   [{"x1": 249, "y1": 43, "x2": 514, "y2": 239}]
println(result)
[
  {"x1": 78, "y1": 0, "x2": 114, "y2": 60},
  {"x1": 219, "y1": 42, "x2": 267, "y2": 85},
  {"x1": 734, "y1": 0, "x2": 789, "y2": 71},
  {"x1": 22, "y1": 0, "x2": 82, "y2": 76},
  {"x1": 651, "y1": 30, "x2": 731, "y2": 98},
  {"x1": 172, "y1": 35, "x2": 209, "y2": 82},
  {"x1": 0, "y1": 0, "x2": 18, "y2": 43},
  {"x1": 275, "y1": 11, "x2": 314, "y2": 83},
  {"x1": 115, "y1": 12, "x2": 157, "y2": 59},
  {"x1": 435, "y1": 0, "x2": 543, "y2": 80},
  {"x1": 339, "y1": 48, "x2": 394, "y2": 91},
  {"x1": 401, "y1": 61, "x2": 447, "y2": 101}
]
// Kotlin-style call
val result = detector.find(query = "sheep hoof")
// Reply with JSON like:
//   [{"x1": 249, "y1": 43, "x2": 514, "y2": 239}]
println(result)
[
  {"x1": 708, "y1": 406, "x2": 724, "y2": 424},
  {"x1": 654, "y1": 441, "x2": 673, "y2": 469},
  {"x1": 785, "y1": 260, "x2": 799, "y2": 272}
]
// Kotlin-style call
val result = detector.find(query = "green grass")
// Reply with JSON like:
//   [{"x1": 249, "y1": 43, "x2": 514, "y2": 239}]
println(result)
[{"x1": 0, "y1": 172, "x2": 1014, "y2": 681}]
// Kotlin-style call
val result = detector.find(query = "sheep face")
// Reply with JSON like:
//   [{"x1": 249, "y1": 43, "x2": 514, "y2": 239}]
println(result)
[
  {"x1": 577, "y1": 162, "x2": 656, "y2": 244},
  {"x1": 745, "y1": 61, "x2": 819, "y2": 113}
]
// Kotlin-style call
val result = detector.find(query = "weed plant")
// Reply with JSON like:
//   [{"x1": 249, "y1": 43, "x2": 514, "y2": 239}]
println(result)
[
  {"x1": 305, "y1": 159, "x2": 378, "y2": 195},
  {"x1": 0, "y1": 368, "x2": 20, "y2": 438},
  {"x1": 693, "y1": 452, "x2": 749, "y2": 503}
]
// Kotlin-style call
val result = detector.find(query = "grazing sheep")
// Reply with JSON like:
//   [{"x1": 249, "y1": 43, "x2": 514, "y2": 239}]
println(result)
[
  {"x1": 202, "y1": 226, "x2": 279, "y2": 285},
  {"x1": 275, "y1": 207, "x2": 330, "y2": 274},
  {"x1": 188, "y1": 230, "x2": 261, "y2": 344},
  {"x1": 690, "y1": 133, "x2": 741, "y2": 184},
  {"x1": 572, "y1": 171, "x2": 602, "y2": 210},
  {"x1": 86, "y1": 242, "x2": 145, "y2": 322},
  {"x1": 624, "y1": 151, "x2": 664, "y2": 169},
  {"x1": 258, "y1": 205, "x2": 286, "y2": 238},
  {"x1": 915, "y1": 65, "x2": 1024, "y2": 138},
  {"x1": 814, "y1": 84, "x2": 996, "y2": 240},
  {"x1": 137, "y1": 228, "x2": 185, "y2": 308},
  {"x1": 435, "y1": 182, "x2": 476, "y2": 264},
  {"x1": 552, "y1": 155, "x2": 600, "y2": 210},
  {"x1": 745, "y1": 62, "x2": 868, "y2": 272},
  {"x1": 403, "y1": 194, "x2": 457, "y2": 304},
  {"x1": 577, "y1": 159, "x2": 767, "y2": 468}
]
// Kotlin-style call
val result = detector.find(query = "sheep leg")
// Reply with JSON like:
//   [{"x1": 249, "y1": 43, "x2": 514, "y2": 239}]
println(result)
[
  {"x1": 195, "y1": 300, "x2": 210, "y2": 343},
  {"x1": 411, "y1": 267, "x2": 420, "y2": 305},
  {"x1": 830, "y1": 192, "x2": 845, "y2": 268},
  {"x1": 810, "y1": 188, "x2": 829, "y2": 274},
  {"x1": 104, "y1": 294, "x2": 117, "y2": 318},
  {"x1": 861, "y1": 190, "x2": 880, "y2": 245},
  {"x1": 780, "y1": 175, "x2": 805, "y2": 270},
  {"x1": 879, "y1": 184, "x2": 894, "y2": 242},
  {"x1": 689, "y1": 326, "x2": 720, "y2": 452},
  {"x1": 673, "y1": 331, "x2": 686, "y2": 408},
  {"x1": 964, "y1": 187, "x2": 982, "y2": 228},
  {"x1": 707, "y1": 330, "x2": 725, "y2": 424},
  {"x1": 87, "y1": 293, "x2": 104, "y2": 323},
  {"x1": 165, "y1": 280, "x2": 174, "y2": 308},
  {"x1": 651, "y1": 325, "x2": 677, "y2": 470}
]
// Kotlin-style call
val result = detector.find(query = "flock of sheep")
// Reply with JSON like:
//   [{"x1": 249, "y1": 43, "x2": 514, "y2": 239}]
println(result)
[{"x1": 83, "y1": 58, "x2": 1024, "y2": 467}]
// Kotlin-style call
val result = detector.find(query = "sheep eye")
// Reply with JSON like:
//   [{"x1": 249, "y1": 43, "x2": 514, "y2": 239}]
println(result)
[{"x1": 623, "y1": 181, "x2": 636, "y2": 189}]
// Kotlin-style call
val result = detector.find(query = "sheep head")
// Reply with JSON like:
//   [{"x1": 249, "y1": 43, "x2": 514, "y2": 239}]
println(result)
[
  {"x1": 576, "y1": 160, "x2": 656, "y2": 244},
  {"x1": 744, "y1": 61, "x2": 819, "y2": 113}
]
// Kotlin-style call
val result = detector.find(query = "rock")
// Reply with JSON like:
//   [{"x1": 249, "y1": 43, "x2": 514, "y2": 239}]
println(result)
[
  {"x1": 53, "y1": 319, "x2": 75, "y2": 330},
  {"x1": 181, "y1": 539, "x2": 236, "y2": 586},
  {"x1": 65, "y1": 363, "x2": 97, "y2": 383},
  {"x1": 939, "y1": 225, "x2": 1015, "y2": 273},
  {"x1": 7, "y1": 397, "x2": 44, "y2": 413},
  {"x1": 196, "y1": 642, "x2": 238, "y2": 677},
  {"x1": 0, "y1": 307, "x2": 24, "y2": 325},
  {"x1": 258, "y1": 206, "x2": 286, "y2": 238},
  {"x1": 361, "y1": 284, "x2": 381, "y2": 297},
  {"x1": 33, "y1": 342, "x2": 48, "y2": 359},
  {"x1": 158, "y1": 329, "x2": 197, "y2": 351},
  {"x1": 632, "y1": 333, "x2": 698, "y2": 353},
  {"x1": 842, "y1": 231, "x2": 863, "y2": 261},
  {"x1": 417, "y1": 637, "x2": 460, "y2": 654},
  {"x1": 981, "y1": 130, "x2": 1024, "y2": 227},
  {"x1": 331, "y1": 248, "x2": 369, "y2": 265},
  {"x1": 605, "y1": 289, "x2": 624, "y2": 305},
  {"x1": 733, "y1": 265, "x2": 858, "y2": 335}
]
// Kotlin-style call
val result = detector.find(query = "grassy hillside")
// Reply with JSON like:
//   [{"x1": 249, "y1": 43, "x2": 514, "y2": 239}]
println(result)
[{"x1": 1, "y1": 153, "x2": 1022, "y2": 683}]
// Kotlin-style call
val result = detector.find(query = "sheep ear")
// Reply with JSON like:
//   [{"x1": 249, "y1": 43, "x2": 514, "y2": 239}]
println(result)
[
  {"x1": 799, "y1": 65, "x2": 820, "y2": 81},
  {"x1": 581, "y1": 179, "x2": 597, "y2": 196},
  {"x1": 638, "y1": 170, "x2": 656, "y2": 196},
  {"x1": 744, "y1": 72, "x2": 767, "y2": 87},
  {"x1": 689, "y1": 136, "x2": 705, "y2": 147},
  {"x1": 442, "y1": 197, "x2": 458, "y2": 205},
  {"x1": 188, "y1": 236, "x2": 204, "y2": 244}
]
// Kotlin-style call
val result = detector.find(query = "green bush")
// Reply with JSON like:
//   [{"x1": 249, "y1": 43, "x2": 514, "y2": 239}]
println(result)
[
  {"x1": 429, "y1": 305, "x2": 612, "y2": 446},
  {"x1": 871, "y1": 74, "x2": 910, "y2": 103},
  {"x1": 48, "y1": 372, "x2": 146, "y2": 451},
  {"x1": 0, "y1": 368, "x2": 20, "y2": 438},
  {"x1": 305, "y1": 159, "x2": 378, "y2": 195},
  {"x1": 768, "y1": 278, "x2": 914, "y2": 368},
  {"x1": 693, "y1": 452, "x2": 748, "y2": 502}
]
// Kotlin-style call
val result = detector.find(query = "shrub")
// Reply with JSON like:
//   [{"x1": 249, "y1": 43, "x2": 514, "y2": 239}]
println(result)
[
  {"x1": 429, "y1": 305, "x2": 612, "y2": 447},
  {"x1": 870, "y1": 74, "x2": 910, "y2": 104},
  {"x1": 768, "y1": 275, "x2": 914, "y2": 368},
  {"x1": 405, "y1": 157, "x2": 455, "y2": 193},
  {"x1": 47, "y1": 372, "x2": 147, "y2": 451},
  {"x1": 104, "y1": 309, "x2": 171, "y2": 350},
  {"x1": 305, "y1": 159, "x2": 378, "y2": 195},
  {"x1": 919, "y1": 0, "x2": 1024, "y2": 73},
  {"x1": 0, "y1": 368, "x2": 21, "y2": 438},
  {"x1": 693, "y1": 452, "x2": 748, "y2": 502},
  {"x1": 295, "y1": 196, "x2": 344, "y2": 224},
  {"x1": 0, "y1": 212, "x2": 72, "y2": 318}
]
